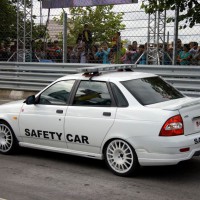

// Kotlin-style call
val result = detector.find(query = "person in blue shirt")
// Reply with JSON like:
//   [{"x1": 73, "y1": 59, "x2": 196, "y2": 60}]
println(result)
[
  {"x1": 138, "y1": 45, "x2": 146, "y2": 64},
  {"x1": 177, "y1": 44, "x2": 192, "y2": 65},
  {"x1": 95, "y1": 42, "x2": 110, "y2": 64}
]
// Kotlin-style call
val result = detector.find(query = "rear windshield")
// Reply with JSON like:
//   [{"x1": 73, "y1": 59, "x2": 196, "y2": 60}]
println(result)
[{"x1": 121, "y1": 76, "x2": 184, "y2": 105}]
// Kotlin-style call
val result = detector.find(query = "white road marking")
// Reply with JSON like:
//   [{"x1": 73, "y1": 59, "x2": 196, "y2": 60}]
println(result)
[{"x1": 0, "y1": 198, "x2": 7, "y2": 200}]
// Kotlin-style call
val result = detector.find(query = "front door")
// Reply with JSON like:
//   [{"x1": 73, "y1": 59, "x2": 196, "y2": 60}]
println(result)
[{"x1": 19, "y1": 80, "x2": 75, "y2": 149}]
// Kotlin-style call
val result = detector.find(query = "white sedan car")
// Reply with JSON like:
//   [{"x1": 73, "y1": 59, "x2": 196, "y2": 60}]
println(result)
[{"x1": 1, "y1": 65, "x2": 200, "y2": 176}]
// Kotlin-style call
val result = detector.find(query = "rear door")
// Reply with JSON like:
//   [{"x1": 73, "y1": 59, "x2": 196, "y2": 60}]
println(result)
[{"x1": 65, "y1": 80, "x2": 117, "y2": 154}]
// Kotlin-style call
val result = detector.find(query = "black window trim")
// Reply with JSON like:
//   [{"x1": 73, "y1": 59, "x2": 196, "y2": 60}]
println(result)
[{"x1": 109, "y1": 82, "x2": 129, "y2": 108}]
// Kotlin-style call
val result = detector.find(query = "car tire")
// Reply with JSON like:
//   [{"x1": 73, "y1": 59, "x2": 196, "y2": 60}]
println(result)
[
  {"x1": 105, "y1": 139, "x2": 139, "y2": 177},
  {"x1": 0, "y1": 122, "x2": 18, "y2": 154}
]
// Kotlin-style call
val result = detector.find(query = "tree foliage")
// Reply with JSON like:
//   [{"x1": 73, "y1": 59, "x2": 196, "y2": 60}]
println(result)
[
  {"x1": 141, "y1": 0, "x2": 200, "y2": 28},
  {"x1": 0, "y1": 0, "x2": 45, "y2": 44},
  {"x1": 0, "y1": 0, "x2": 18, "y2": 43},
  {"x1": 55, "y1": 5, "x2": 125, "y2": 45}
]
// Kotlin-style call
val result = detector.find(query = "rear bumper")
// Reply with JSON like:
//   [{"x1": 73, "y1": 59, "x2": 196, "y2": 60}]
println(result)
[
  {"x1": 136, "y1": 147, "x2": 200, "y2": 166},
  {"x1": 128, "y1": 132, "x2": 200, "y2": 166}
]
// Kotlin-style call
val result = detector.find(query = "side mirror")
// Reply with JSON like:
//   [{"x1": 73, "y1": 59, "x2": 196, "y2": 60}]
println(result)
[{"x1": 25, "y1": 95, "x2": 36, "y2": 105}]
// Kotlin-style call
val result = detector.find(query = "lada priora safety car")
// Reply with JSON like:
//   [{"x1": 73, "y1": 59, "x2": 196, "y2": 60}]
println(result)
[{"x1": 1, "y1": 65, "x2": 200, "y2": 176}]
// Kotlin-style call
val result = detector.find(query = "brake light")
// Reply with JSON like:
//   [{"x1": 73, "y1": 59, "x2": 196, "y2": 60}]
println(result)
[{"x1": 159, "y1": 115, "x2": 184, "y2": 136}]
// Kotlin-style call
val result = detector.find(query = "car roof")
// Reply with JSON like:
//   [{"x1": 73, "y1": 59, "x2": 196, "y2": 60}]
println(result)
[{"x1": 58, "y1": 71, "x2": 157, "y2": 82}]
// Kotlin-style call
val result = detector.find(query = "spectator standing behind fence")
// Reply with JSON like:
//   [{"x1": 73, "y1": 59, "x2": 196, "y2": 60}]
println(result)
[
  {"x1": 111, "y1": 32, "x2": 125, "y2": 64},
  {"x1": 0, "y1": 43, "x2": 10, "y2": 61},
  {"x1": 129, "y1": 40, "x2": 140, "y2": 64},
  {"x1": 88, "y1": 44, "x2": 100, "y2": 63},
  {"x1": 95, "y1": 42, "x2": 110, "y2": 64},
  {"x1": 111, "y1": 32, "x2": 121, "y2": 52},
  {"x1": 47, "y1": 42, "x2": 54, "y2": 61},
  {"x1": 78, "y1": 44, "x2": 87, "y2": 63},
  {"x1": 82, "y1": 24, "x2": 92, "y2": 55},
  {"x1": 177, "y1": 39, "x2": 183, "y2": 53},
  {"x1": 189, "y1": 42, "x2": 198, "y2": 56},
  {"x1": 138, "y1": 45, "x2": 147, "y2": 64},
  {"x1": 191, "y1": 48, "x2": 200, "y2": 65},
  {"x1": 163, "y1": 43, "x2": 172, "y2": 65},
  {"x1": 171, "y1": 39, "x2": 183, "y2": 65},
  {"x1": 132, "y1": 41, "x2": 138, "y2": 51},
  {"x1": 177, "y1": 44, "x2": 192, "y2": 65},
  {"x1": 121, "y1": 45, "x2": 136, "y2": 64},
  {"x1": 52, "y1": 40, "x2": 62, "y2": 62},
  {"x1": 112, "y1": 43, "x2": 126, "y2": 64},
  {"x1": 70, "y1": 45, "x2": 79, "y2": 63}
]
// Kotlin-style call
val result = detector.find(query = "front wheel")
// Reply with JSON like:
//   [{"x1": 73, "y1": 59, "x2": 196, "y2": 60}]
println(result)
[
  {"x1": 0, "y1": 122, "x2": 18, "y2": 154},
  {"x1": 105, "y1": 139, "x2": 139, "y2": 176}
]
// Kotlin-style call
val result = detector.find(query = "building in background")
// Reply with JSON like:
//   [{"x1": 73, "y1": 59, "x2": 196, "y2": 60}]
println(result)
[{"x1": 47, "y1": 20, "x2": 63, "y2": 41}]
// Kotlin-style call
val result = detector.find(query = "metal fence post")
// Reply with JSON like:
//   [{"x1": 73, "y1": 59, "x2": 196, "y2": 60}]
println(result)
[
  {"x1": 172, "y1": 5, "x2": 179, "y2": 65},
  {"x1": 63, "y1": 10, "x2": 67, "y2": 63}
]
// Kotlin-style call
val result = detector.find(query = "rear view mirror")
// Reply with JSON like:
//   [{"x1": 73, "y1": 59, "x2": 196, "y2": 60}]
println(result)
[{"x1": 25, "y1": 95, "x2": 36, "y2": 105}]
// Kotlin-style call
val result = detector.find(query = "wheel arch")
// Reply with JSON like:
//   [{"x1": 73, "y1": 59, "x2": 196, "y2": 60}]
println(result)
[
  {"x1": 0, "y1": 118, "x2": 19, "y2": 140},
  {"x1": 0, "y1": 119, "x2": 11, "y2": 126},
  {"x1": 0, "y1": 118, "x2": 20, "y2": 154}
]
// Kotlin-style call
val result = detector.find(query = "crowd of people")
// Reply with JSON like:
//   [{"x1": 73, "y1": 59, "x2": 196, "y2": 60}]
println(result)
[
  {"x1": 54, "y1": 38, "x2": 200, "y2": 66},
  {"x1": 0, "y1": 24, "x2": 200, "y2": 65},
  {"x1": 0, "y1": 41, "x2": 17, "y2": 61}
]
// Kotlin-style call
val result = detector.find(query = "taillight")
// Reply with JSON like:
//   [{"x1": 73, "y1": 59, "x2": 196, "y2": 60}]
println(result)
[{"x1": 159, "y1": 115, "x2": 184, "y2": 136}]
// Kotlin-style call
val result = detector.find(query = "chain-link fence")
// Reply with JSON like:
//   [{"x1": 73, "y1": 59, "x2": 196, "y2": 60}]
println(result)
[{"x1": 0, "y1": 0, "x2": 200, "y2": 65}]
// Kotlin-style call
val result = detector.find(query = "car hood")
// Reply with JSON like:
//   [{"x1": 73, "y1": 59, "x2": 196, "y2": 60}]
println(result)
[{"x1": 0, "y1": 100, "x2": 25, "y2": 113}]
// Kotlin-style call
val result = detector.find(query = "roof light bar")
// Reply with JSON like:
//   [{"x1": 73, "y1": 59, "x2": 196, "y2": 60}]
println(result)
[{"x1": 77, "y1": 64, "x2": 137, "y2": 73}]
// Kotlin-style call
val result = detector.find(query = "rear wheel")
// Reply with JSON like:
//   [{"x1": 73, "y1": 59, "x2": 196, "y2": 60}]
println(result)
[
  {"x1": 0, "y1": 122, "x2": 18, "y2": 154},
  {"x1": 105, "y1": 139, "x2": 139, "y2": 176}
]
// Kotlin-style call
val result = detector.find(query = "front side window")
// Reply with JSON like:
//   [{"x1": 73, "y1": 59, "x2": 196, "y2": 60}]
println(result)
[
  {"x1": 73, "y1": 81, "x2": 112, "y2": 106},
  {"x1": 38, "y1": 80, "x2": 75, "y2": 105},
  {"x1": 121, "y1": 76, "x2": 184, "y2": 105}
]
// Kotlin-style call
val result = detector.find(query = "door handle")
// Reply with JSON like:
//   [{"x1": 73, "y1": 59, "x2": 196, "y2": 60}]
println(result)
[
  {"x1": 103, "y1": 112, "x2": 111, "y2": 117},
  {"x1": 56, "y1": 110, "x2": 63, "y2": 114}
]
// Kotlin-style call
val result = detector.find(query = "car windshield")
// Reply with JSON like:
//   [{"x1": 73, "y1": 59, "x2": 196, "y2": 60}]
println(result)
[{"x1": 121, "y1": 76, "x2": 184, "y2": 105}]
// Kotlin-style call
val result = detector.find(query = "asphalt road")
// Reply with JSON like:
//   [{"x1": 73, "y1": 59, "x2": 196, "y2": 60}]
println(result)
[{"x1": 1, "y1": 100, "x2": 200, "y2": 200}]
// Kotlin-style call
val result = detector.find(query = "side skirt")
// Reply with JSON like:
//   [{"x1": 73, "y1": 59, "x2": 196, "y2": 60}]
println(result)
[{"x1": 19, "y1": 142, "x2": 103, "y2": 160}]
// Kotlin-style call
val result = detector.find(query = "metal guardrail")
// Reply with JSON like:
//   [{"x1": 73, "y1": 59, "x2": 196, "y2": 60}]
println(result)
[
  {"x1": 0, "y1": 62, "x2": 199, "y2": 97},
  {"x1": 0, "y1": 62, "x2": 97, "y2": 92}
]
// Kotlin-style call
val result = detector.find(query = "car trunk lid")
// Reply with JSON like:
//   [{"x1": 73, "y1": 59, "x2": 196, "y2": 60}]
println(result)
[{"x1": 147, "y1": 97, "x2": 200, "y2": 135}]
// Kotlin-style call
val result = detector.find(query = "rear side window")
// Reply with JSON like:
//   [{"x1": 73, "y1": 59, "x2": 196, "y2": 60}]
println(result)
[{"x1": 121, "y1": 76, "x2": 184, "y2": 105}]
